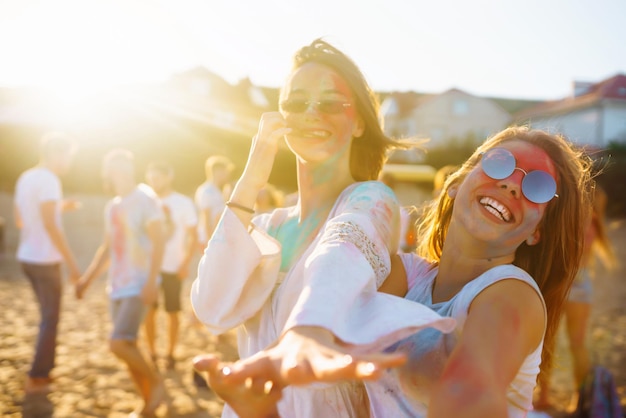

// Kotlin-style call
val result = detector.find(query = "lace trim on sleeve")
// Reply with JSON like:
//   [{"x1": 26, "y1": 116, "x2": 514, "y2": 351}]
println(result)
[{"x1": 321, "y1": 221, "x2": 389, "y2": 287}]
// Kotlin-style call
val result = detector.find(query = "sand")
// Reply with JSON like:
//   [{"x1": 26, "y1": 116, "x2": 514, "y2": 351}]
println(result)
[{"x1": 0, "y1": 192, "x2": 624, "y2": 417}]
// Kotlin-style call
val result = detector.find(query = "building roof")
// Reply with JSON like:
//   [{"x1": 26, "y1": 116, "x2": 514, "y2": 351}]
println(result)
[
  {"x1": 380, "y1": 91, "x2": 433, "y2": 117},
  {"x1": 380, "y1": 88, "x2": 537, "y2": 118},
  {"x1": 514, "y1": 73, "x2": 626, "y2": 121}
]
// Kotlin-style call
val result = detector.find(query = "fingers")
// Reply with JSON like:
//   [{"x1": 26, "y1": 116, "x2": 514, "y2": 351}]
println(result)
[
  {"x1": 282, "y1": 351, "x2": 407, "y2": 386},
  {"x1": 193, "y1": 355, "x2": 230, "y2": 394},
  {"x1": 270, "y1": 127, "x2": 292, "y2": 141},
  {"x1": 312, "y1": 355, "x2": 382, "y2": 382},
  {"x1": 220, "y1": 326, "x2": 409, "y2": 387},
  {"x1": 254, "y1": 113, "x2": 291, "y2": 147},
  {"x1": 244, "y1": 376, "x2": 278, "y2": 397},
  {"x1": 279, "y1": 354, "x2": 315, "y2": 386},
  {"x1": 193, "y1": 354, "x2": 283, "y2": 415},
  {"x1": 193, "y1": 343, "x2": 407, "y2": 396},
  {"x1": 364, "y1": 351, "x2": 408, "y2": 370},
  {"x1": 221, "y1": 353, "x2": 284, "y2": 387},
  {"x1": 192, "y1": 354, "x2": 221, "y2": 373},
  {"x1": 240, "y1": 113, "x2": 291, "y2": 188}
]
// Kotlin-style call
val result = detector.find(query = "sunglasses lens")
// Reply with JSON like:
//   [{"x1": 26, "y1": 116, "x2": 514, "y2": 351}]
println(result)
[
  {"x1": 481, "y1": 148, "x2": 516, "y2": 179},
  {"x1": 280, "y1": 100, "x2": 349, "y2": 114},
  {"x1": 318, "y1": 100, "x2": 346, "y2": 113},
  {"x1": 280, "y1": 100, "x2": 308, "y2": 113},
  {"x1": 522, "y1": 171, "x2": 557, "y2": 204}
]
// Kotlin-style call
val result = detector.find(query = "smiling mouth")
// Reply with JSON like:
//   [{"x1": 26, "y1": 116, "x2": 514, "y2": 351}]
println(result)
[
  {"x1": 479, "y1": 196, "x2": 513, "y2": 222},
  {"x1": 290, "y1": 129, "x2": 331, "y2": 138}
]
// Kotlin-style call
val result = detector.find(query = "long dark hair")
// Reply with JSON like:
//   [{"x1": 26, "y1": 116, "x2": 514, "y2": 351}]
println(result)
[{"x1": 417, "y1": 126, "x2": 594, "y2": 377}]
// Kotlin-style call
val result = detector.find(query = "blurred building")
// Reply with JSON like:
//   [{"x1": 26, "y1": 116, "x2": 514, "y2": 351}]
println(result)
[
  {"x1": 380, "y1": 88, "x2": 516, "y2": 162},
  {"x1": 514, "y1": 73, "x2": 626, "y2": 147}
]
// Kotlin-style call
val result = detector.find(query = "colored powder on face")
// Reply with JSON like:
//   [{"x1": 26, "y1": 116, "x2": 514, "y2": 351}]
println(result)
[{"x1": 330, "y1": 73, "x2": 357, "y2": 119}]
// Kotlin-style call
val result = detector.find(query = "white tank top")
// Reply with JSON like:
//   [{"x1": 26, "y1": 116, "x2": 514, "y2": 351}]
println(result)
[{"x1": 366, "y1": 254, "x2": 546, "y2": 418}]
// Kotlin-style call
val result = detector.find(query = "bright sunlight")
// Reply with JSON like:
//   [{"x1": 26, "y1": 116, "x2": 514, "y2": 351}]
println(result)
[
  {"x1": 0, "y1": 0, "x2": 204, "y2": 126},
  {"x1": 2, "y1": 1, "x2": 194, "y2": 90}
]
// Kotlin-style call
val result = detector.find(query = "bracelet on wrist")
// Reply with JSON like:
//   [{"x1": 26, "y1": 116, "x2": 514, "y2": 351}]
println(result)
[{"x1": 225, "y1": 200, "x2": 255, "y2": 214}]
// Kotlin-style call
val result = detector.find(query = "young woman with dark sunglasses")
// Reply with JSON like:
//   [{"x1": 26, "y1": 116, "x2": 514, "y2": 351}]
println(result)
[
  {"x1": 190, "y1": 38, "x2": 454, "y2": 418},
  {"x1": 195, "y1": 126, "x2": 594, "y2": 418}
]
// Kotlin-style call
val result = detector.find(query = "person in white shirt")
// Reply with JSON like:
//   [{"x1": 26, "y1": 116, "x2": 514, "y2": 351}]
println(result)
[
  {"x1": 144, "y1": 161, "x2": 198, "y2": 370},
  {"x1": 76, "y1": 149, "x2": 166, "y2": 416},
  {"x1": 14, "y1": 132, "x2": 81, "y2": 394},
  {"x1": 194, "y1": 155, "x2": 234, "y2": 248}
]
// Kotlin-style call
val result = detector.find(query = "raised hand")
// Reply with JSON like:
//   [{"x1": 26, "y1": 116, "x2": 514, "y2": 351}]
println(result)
[{"x1": 241, "y1": 112, "x2": 292, "y2": 188}]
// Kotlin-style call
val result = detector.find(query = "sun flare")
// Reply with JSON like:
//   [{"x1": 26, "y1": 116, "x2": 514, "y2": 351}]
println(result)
[
  {"x1": 1, "y1": 1, "x2": 191, "y2": 94},
  {"x1": 0, "y1": 1, "x2": 206, "y2": 128}
]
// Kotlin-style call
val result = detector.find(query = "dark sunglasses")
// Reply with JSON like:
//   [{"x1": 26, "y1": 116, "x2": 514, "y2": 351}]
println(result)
[
  {"x1": 480, "y1": 147, "x2": 558, "y2": 204},
  {"x1": 279, "y1": 99, "x2": 352, "y2": 114}
]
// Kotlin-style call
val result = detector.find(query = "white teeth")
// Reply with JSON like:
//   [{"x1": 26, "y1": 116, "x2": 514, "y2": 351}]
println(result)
[
  {"x1": 479, "y1": 197, "x2": 511, "y2": 222},
  {"x1": 484, "y1": 206, "x2": 504, "y2": 220},
  {"x1": 297, "y1": 129, "x2": 329, "y2": 138}
]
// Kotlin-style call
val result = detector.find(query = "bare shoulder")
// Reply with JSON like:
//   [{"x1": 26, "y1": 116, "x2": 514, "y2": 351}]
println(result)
[
  {"x1": 472, "y1": 278, "x2": 544, "y2": 318},
  {"x1": 469, "y1": 278, "x2": 545, "y2": 352}
]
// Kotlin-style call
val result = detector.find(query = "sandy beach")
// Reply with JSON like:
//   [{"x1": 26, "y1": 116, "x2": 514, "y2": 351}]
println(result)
[{"x1": 1, "y1": 191, "x2": 624, "y2": 417}]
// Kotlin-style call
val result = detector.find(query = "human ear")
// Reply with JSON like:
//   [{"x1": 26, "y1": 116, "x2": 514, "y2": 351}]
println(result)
[
  {"x1": 526, "y1": 229, "x2": 541, "y2": 246},
  {"x1": 352, "y1": 115, "x2": 364, "y2": 138},
  {"x1": 447, "y1": 186, "x2": 458, "y2": 199}
]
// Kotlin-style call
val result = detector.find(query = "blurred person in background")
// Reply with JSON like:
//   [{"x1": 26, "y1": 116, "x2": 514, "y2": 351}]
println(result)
[
  {"x1": 194, "y1": 155, "x2": 234, "y2": 249},
  {"x1": 75, "y1": 149, "x2": 166, "y2": 416},
  {"x1": 254, "y1": 183, "x2": 284, "y2": 214},
  {"x1": 535, "y1": 184, "x2": 617, "y2": 412},
  {"x1": 378, "y1": 171, "x2": 417, "y2": 253},
  {"x1": 432, "y1": 164, "x2": 459, "y2": 198},
  {"x1": 144, "y1": 161, "x2": 197, "y2": 370},
  {"x1": 14, "y1": 132, "x2": 81, "y2": 394}
]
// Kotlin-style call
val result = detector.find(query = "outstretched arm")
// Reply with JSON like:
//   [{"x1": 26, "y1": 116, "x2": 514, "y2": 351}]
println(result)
[
  {"x1": 193, "y1": 326, "x2": 407, "y2": 418},
  {"x1": 428, "y1": 279, "x2": 545, "y2": 418},
  {"x1": 191, "y1": 258, "x2": 418, "y2": 415}
]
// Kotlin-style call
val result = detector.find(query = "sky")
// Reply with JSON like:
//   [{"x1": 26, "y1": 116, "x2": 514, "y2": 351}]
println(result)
[{"x1": 0, "y1": 0, "x2": 624, "y2": 100}]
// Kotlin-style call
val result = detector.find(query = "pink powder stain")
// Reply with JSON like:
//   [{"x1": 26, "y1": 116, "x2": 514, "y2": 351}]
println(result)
[{"x1": 330, "y1": 73, "x2": 357, "y2": 119}]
